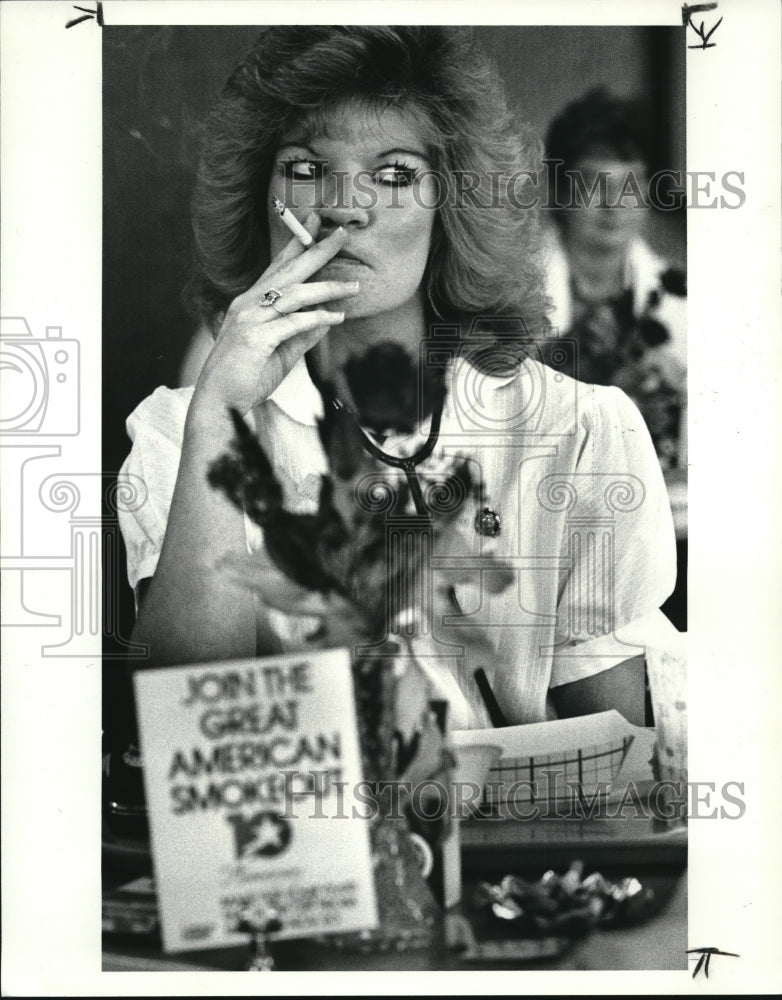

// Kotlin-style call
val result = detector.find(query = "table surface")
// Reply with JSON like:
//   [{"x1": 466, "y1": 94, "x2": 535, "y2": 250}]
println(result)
[
  {"x1": 103, "y1": 728, "x2": 687, "y2": 972},
  {"x1": 103, "y1": 870, "x2": 686, "y2": 972}
]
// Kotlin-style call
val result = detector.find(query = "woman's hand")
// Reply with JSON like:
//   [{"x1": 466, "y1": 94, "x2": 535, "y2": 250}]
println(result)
[{"x1": 192, "y1": 215, "x2": 359, "y2": 418}]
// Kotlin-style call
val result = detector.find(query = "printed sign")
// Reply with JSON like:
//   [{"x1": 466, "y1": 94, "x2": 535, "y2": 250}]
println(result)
[{"x1": 133, "y1": 649, "x2": 378, "y2": 952}]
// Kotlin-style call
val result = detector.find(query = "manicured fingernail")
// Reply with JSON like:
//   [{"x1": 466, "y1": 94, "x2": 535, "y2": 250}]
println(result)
[{"x1": 305, "y1": 211, "x2": 319, "y2": 226}]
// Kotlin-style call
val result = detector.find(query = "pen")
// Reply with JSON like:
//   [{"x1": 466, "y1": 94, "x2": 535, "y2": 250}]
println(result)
[
  {"x1": 271, "y1": 195, "x2": 314, "y2": 246},
  {"x1": 474, "y1": 667, "x2": 508, "y2": 728}
]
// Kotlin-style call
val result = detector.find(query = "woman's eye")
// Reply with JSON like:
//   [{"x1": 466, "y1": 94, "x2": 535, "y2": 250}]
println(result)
[
  {"x1": 374, "y1": 164, "x2": 418, "y2": 187},
  {"x1": 281, "y1": 158, "x2": 326, "y2": 181}
]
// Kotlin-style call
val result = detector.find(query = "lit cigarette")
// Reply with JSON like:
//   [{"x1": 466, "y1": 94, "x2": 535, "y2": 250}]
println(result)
[{"x1": 271, "y1": 196, "x2": 314, "y2": 246}]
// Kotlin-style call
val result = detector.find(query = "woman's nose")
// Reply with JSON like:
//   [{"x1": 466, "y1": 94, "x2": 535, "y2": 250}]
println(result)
[{"x1": 316, "y1": 173, "x2": 371, "y2": 230}]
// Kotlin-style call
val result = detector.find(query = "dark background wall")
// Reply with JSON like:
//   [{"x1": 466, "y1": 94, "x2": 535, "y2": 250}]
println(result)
[{"x1": 102, "y1": 25, "x2": 686, "y2": 733}]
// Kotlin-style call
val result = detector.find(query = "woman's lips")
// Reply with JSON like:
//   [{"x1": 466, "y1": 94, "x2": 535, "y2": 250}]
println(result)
[{"x1": 323, "y1": 252, "x2": 367, "y2": 268}]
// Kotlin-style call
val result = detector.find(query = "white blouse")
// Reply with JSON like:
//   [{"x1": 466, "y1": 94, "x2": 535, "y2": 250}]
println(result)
[{"x1": 118, "y1": 354, "x2": 679, "y2": 728}]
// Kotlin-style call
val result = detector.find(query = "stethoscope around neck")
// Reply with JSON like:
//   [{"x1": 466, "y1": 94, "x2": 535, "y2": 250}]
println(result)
[{"x1": 326, "y1": 390, "x2": 446, "y2": 518}]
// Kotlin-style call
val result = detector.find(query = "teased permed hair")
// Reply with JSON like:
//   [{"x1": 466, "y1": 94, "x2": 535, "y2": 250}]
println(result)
[{"x1": 186, "y1": 26, "x2": 551, "y2": 367}]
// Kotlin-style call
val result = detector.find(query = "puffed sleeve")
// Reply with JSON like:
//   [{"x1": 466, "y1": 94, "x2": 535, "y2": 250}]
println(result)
[
  {"x1": 549, "y1": 384, "x2": 679, "y2": 687},
  {"x1": 116, "y1": 386, "x2": 194, "y2": 594}
]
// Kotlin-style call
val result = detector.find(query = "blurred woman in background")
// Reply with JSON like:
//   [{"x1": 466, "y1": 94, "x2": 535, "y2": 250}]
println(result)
[{"x1": 544, "y1": 88, "x2": 687, "y2": 628}]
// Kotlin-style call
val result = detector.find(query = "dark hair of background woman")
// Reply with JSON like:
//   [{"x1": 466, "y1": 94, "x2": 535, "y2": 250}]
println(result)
[
  {"x1": 186, "y1": 26, "x2": 552, "y2": 370},
  {"x1": 544, "y1": 86, "x2": 651, "y2": 223}
]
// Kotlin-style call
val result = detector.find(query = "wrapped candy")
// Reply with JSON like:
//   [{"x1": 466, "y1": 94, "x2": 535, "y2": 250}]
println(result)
[{"x1": 475, "y1": 861, "x2": 657, "y2": 937}]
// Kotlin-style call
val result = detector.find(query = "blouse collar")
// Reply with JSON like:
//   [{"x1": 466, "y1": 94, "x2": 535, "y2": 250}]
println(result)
[{"x1": 267, "y1": 353, "x2": 519, "y2": 436}]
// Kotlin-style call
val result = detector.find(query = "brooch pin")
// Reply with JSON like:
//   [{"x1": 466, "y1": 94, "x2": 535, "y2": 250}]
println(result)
[{"x1": 475, "y1": 507, "x2": 501, "y2": 538}]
